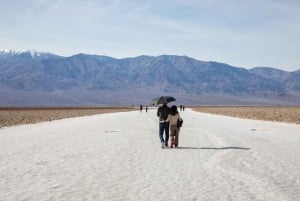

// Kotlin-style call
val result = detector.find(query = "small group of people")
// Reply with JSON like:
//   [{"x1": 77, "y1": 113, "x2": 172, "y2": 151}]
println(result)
[
  {"x1": 179, "y1": 105, "x2": 185, "y2": 111},
  {"x1": 140, "y1": 104, "x2": 148, "y2": 112},
  {"x1": 157, "y1": 102, "x2": 182, "y2": 148}
]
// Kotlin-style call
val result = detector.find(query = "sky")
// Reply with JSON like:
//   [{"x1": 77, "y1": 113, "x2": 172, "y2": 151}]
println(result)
[{"x1": 1, "y1": 0, "x2": 300, "y2": 71}]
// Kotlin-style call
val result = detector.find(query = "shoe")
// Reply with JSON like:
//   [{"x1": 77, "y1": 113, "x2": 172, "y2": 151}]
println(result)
[
  {"x1": 161, "y1": 143, "x2": 165, "y2": 149},
  {"x1": 165, "y1": 143, "x2": 168, "y2": 148}
]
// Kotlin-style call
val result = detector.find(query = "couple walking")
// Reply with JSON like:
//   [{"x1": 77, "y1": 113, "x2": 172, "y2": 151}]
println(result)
[{"x1": 157, "y1": 102, "x2": 182, "y2": 148}]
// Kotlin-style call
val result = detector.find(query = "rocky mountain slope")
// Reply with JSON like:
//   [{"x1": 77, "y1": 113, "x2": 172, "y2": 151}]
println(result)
[{"x1": 0, "y1": 50, "x2": 299, "y2": 106}]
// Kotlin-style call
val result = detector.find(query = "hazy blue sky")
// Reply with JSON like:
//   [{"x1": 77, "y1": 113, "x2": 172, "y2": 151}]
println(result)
[{"x1": 1, "y1": 0, "x2": 299, "y2": 71}]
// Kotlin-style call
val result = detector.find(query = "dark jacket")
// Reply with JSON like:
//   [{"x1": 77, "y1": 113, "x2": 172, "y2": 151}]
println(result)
[{"x1": 157, "y1": 105, "x2": 171, "y2": 121}]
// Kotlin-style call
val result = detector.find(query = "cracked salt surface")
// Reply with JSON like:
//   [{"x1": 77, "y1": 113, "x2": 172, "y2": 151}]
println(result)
[{"x1": 0, "y1": 109, "x2": 299, "y2": 201}]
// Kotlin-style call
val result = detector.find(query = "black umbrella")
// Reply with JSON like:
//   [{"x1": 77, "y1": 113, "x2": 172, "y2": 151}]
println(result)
[{"x1": 150, "y1": 96, "x2": 176, "y2": 106}]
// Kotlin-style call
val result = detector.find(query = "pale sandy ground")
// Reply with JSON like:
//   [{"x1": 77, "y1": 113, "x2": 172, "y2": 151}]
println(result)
[
  {"x1": 0, "y1": 109, "x2": 299, "y2": 201},
  {"x1": 0, "y1": 107, "x2": 136, "y2": 128},
  {"x1": 1, "y1": 106, "x2": 299, "y2": 128},
  {"x1": 192, "y1": 106, "x2": 300, "y2": 124}
]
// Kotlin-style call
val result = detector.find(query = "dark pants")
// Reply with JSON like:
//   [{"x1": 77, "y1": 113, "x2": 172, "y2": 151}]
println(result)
[{"x1": 159, "y1": 122, "x2": 169, "y2": 146}]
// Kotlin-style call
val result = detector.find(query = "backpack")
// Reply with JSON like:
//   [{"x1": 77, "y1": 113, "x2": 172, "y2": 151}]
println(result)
[{"x1": 177, "y1": 119, "x2": 183, "y2": 128}]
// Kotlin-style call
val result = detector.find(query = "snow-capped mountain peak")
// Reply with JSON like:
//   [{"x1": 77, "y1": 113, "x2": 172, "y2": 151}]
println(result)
[
  {"x1": 0, "y1": 49, "x2": 58, "y2": 59},
  {"x1": 23, "y1": 49, "x2": 40, "y2": 58},
  {"x1": 0, "y1": 49, "x2": 17, "y2": 54}
]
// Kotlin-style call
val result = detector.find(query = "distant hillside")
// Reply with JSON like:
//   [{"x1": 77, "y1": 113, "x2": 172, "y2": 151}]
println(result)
[{"x1": 0, "y1": 50, "x2": 299, "y2": 106}]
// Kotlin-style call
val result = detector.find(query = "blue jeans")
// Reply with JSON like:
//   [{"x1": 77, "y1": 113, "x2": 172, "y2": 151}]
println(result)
[{"x1": 159, "y1": 122, "x2": 169, "y2": 145}]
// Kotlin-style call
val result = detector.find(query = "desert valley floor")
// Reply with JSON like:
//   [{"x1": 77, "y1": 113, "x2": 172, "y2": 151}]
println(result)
[{"x1": 0, "y1": 108, "x2": 299, "y2": 200}]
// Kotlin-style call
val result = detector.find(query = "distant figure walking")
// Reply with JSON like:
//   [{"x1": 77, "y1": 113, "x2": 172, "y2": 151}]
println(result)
[
  {"x1": 146, "y1": 106, "x2": 148, "y2": 113},
  {"x1": 165, "y1": 105, "x2": 182, "y2": 148},
  {"x1": 140, "y1": 104, "x2": 143, "y2": 112},
  {"x1": 157, "y1": 102, "x2": 171, "y2": 148}
]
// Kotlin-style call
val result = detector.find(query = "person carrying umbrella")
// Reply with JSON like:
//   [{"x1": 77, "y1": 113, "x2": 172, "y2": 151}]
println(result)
[{"x1": 157, "y1": 101, "x2": 171, "y2": 148}]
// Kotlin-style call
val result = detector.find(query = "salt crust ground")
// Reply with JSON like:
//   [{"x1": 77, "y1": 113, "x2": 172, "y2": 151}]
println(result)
[{"x1": 0, "y1": 109, "x2": 299, "y2": 201}]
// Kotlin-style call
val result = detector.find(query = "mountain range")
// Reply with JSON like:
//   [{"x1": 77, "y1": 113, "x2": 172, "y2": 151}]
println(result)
[{"x1": 0, "y1": 50, "x2": 299, "y2": 106}]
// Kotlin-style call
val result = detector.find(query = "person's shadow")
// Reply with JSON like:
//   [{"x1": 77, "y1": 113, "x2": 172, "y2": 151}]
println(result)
[{"x1": 177, "y1": 146, "x2": 250, "y2": 150}]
